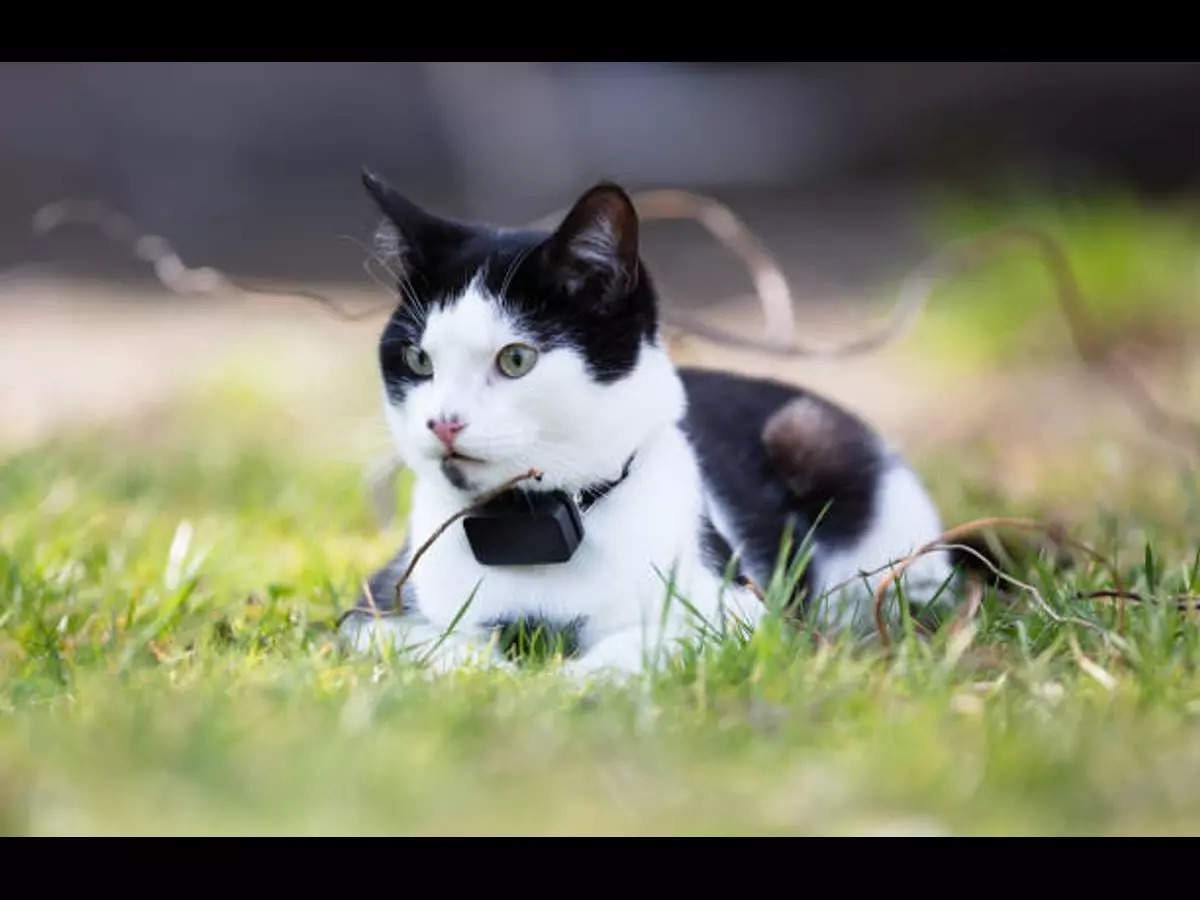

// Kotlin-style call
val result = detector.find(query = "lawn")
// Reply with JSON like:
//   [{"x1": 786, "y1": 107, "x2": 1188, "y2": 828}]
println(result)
[{"x1": 1, "y1": 189, "x2": 1199, "y2": 835}]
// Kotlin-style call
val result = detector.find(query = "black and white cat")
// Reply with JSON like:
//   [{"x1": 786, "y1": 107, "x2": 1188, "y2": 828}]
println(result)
[{"x1": 339, "y1": 172, "x2": 952, "y2": 674}]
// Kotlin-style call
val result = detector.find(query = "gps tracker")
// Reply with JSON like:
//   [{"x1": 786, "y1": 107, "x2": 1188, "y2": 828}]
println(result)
[{"x1": 463, "y1": 489, "x2": 585, "y2": 566}]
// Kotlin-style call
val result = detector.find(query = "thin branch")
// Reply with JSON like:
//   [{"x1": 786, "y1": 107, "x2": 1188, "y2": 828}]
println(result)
[
  {"x1": 1080, "y1": 588, "x2": 1200, "y2": 610},
  {"x1": 391, "y1": 468, "x2": 544, "y2": 607},
  {"x1": 871, "y1": 517, "x2": 1125, "y2": 650},
  {"x1": 948, "y1": 573, "x2": 985, "y2": 636},
  {"x1": 1067, "y1": 630, "x2": 1118, "y2": 691},
  {"x1": 223, "y1": 275, "x2": 393, "y2": 321},
  {"x1": 361, "y1": 579, "x2": 379, "y2": 614},
  {"x1": 28, "y1": 198, "x2": 393, "y2": 320},
  {"x1": 934, "y1": 541, "x2": 1109, "y2": 635},
  {"x1": 738, "y1": 573, "x2": 830, "y2": 647}
]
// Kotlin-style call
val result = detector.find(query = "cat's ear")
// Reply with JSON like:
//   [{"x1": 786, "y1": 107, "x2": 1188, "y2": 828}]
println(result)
[
  {"x1": 362, "y1": 167, "x2": 469, "y2": 279},
  {"x1": 541, "y1": 182, "x2": 639, "y2": 302}
]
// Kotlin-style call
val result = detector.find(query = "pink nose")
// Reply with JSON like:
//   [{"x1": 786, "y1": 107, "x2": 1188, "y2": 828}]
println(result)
[{"x1": 428, "y1": 417, "x2": 465, "y2": 449}]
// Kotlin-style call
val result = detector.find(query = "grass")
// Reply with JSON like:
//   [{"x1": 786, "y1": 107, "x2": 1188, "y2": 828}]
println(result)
[
  {"x1": 907, "y1": 185, "x2": 1200, "y2": 368},
  {"x1": 2, "y1": 188, "x2": 1200, "y2": 835}
]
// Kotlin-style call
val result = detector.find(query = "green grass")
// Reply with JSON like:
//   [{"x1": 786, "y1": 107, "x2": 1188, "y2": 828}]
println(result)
[
  {"x1": 906, "y1": 186, "x2": 1200, "y2": 367},
  {"x1": 3, "y1": 380, "x2": 1198, "y2": 835},
  {"x1": 2, "y1": 188, "x2": 1200, "y2": 834}
]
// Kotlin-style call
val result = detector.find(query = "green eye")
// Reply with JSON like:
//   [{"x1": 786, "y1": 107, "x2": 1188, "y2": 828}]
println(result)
[
  {"x1": 403, "y1": 344, "x2": 433, "y2": 377},
  {"x1": 496, "y1": 343, "x2": 539, "y2": 378}
]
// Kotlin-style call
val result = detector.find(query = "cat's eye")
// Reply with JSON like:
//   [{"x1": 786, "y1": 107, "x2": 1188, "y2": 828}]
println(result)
[
  {"x1": 496, "y1": 343, "x2": 539, "y2": 378},
  {"x1": 403, "y1": 344, "x2": 434, "y2": 377}
]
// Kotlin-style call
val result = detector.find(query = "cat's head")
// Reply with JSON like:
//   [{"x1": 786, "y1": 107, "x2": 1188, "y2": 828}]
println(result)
[{"x1": 363, "y1": 170, "x2": 684, "y2": 496}]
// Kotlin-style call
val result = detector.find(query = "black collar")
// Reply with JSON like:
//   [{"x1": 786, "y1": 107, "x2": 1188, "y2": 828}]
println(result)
[
  {"x1": 575, "y1": 453, "x2": 636, "y2": 512},
  {"x1": 462, "y1": 454, "x2": 636, "y2": 566}
]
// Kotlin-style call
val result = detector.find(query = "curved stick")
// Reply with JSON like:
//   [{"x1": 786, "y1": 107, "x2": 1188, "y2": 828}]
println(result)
[{"x1": 871, "y1": 516, "x2": 1125, "y2": 650}]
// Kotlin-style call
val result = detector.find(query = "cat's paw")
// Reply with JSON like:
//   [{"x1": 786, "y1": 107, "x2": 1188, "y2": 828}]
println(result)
[
  {"x1": 338, "y1": 613, "x2": 511, "y2": 674},
  {"x1": 558, "y1": 631, "x2": 658, "y2": 682},
  {"x1": 338, "y1": 613, "x2": 416, "y2": 655},
  {"x1": 421, "y1": 639, "x2": 515, "y2": 676},
  {"x1": 557, "y1": 657, "x2": 640, "y2": 684}
]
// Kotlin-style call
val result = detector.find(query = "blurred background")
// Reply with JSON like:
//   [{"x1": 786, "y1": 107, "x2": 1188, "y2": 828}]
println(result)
[
  {"x1": 2, "y1": 61, "x2": 1198, "y2": 523},
  {"x1": 4, "y1": 61, "x2": 1200, "y2": 283},
  {"x1": 6, "y1": 62, "x2": 1200, "y2": 836}
]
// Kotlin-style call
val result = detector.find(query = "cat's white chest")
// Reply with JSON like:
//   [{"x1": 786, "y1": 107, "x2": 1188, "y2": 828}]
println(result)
[
  {"x1": 412, "y1": 518, "x2": 663, "y2": 633},
  {"x1": 406, "y1": 427, "x2": 737, "y2": 642}
]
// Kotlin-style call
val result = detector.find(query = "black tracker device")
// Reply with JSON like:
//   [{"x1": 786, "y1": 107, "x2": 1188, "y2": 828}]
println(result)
[
  {"x1": 463, "y1": 489, "x2": 585, "y2": 566},
  {"x1": 461, "y1": 455, "x2": 635, "y2": 566}
]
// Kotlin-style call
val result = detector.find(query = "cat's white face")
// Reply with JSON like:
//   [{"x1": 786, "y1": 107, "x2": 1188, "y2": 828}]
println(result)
[
  {"x1": 384, "y1": 276, "x2": 683, "y2": 496},
  {"x1": 365, "y1": 176, "x2": 682, "y2": 496}
]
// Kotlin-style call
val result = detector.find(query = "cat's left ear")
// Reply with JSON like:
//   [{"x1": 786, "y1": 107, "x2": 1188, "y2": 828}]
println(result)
[
  {"x1": 362, "y1": 167, "x2": 471, "y2": 282},
  {"x1": 541, "y1": 183, "x2": 639, "y2": 302}
]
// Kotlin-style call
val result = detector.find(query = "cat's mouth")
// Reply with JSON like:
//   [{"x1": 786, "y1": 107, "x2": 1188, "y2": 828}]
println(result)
[{"x1": 443, "y1": 450, "x2": 485, "y2": 464}]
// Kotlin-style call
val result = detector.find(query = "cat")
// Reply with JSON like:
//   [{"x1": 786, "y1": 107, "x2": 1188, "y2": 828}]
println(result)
[{"x1": 338, "y1": 171, "x2": 953, "y2": 675}]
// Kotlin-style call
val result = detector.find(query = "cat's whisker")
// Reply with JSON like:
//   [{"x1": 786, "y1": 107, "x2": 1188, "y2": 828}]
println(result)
[
  {"x1": 361, "y1": 256, "x2": 401, "y2": 301},
  {"x1": 339, "y1": 232, "x2": 407, "y2": 285},
  {"x1": 399, "y1": 276, "x2": 425, "y2": 315},
  {"x1": 366, "y1": 220, "x2": 428, "y2": 314},
  {"x1": 497, "y1": 243, "x2": 536, "y2": 304}
]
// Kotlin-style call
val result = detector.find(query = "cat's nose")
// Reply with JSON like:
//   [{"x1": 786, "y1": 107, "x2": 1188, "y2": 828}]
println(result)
[{"x1": 427, "y1": 416, "x2": 466, "y2": 450}]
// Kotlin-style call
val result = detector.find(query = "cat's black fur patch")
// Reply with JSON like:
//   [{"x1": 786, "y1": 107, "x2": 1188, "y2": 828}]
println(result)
[
  {"x1": 681, "y1": 367, "x2": 885, "y2": 598},
  {"x1": 484, "y1": 236, "x2": 658, "y2": 384},
  {"x1": 439, "y1": 456, "x2": 473, "y2": 491},
  {"x1": 699, "y1": 514, "x2": 742, "y2": 581},
  {"x1": 484, "y1": 615, "x2": 586, "y2": 663},
  {"x1": 359, "y1": 539, "x2": 412, "y2": 614},
  {"x1": 347, "y1": 544, "x2": 586, "y2": 663},
  {"x1": 337, "y1": 540, "x2": 413, "y2": 628}
]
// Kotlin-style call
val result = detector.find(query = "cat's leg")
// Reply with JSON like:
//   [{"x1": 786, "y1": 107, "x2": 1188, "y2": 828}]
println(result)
[
  {"x1": 562, "y1": 563, "x2": 764, "y2": 679},
  {"x1": 341, "y1": 549, "x2": 510, "y2": 673},
  {"x1": 340, "y1": 609, "x2": 511, "y2": 673}
]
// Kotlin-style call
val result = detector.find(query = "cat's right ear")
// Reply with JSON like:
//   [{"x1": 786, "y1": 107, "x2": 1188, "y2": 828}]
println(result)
[
  {"x1": 362, "y1": 167, "x2": 469, "y2": 280},
  {"x1": 541, "y1": 182, "x2": 639, "y2": 305}
]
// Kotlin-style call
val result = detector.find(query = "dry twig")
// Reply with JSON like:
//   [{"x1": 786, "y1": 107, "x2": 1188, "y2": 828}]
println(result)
[
  {"x1": 871, "y1": 517, "x2": 1125, "y2": 650},
  {"x1": 949, "y1": 574, "x2": 985, "y2": 636},
  {"x1": 29, "y1": 199, "x2": 392, "y2": 320},
  {"x1": 1079, "y1": 588, "x2": 1200, "y2": 610},
  {"x1": 737, "y1": 574, "x2": 832, "y2": 647},
  {"x1": 391, "y1": 468, "x2": 544, "y2": 607}
]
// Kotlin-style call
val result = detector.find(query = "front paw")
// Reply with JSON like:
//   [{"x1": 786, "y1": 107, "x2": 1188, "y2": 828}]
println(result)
[
  {"x1": 338, "y1": 614, "x2": 511, "y2": 675},
  {"x1": 422, "y1": 639, "x2": 515, "y2": 676},
  {"x1": 339, "y1": 614, "x2": 416, "y2": 655},
  {"x1": 558, "y1": 657, "x2": 639, "y2": 684},
  {"x1": 558, "y1": 639, "x2": 651, "y2": 682}
]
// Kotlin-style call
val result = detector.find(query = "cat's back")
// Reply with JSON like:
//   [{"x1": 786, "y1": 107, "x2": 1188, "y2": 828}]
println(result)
[{"x1": 678, "y1": 366, "x2": 894, "y2": 585}]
